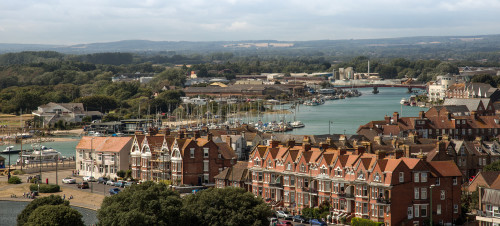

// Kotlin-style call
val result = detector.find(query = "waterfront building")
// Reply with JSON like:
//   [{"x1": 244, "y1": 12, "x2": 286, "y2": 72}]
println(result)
[
  {"x1": 32, "y1": 102, "x2": 102, "y2": 127},
  {"x1": 427, "y1": 74, "x2": 457, "y2": 101},
  {"x1": 357, "y1": 106, "x2": 500, "y2": 141},
  {"x1": 446, "y1": 82, "x2": 500, "y2": 100},
  {"x1": 242, "y1": 137, "x2": 462, "y2": 225},
  {"x1": 129, "y1": 132, "x2": 237, "y2": 185},
  {"x1": 76, "y1": 136, "x2": 133, "y2": 179}
]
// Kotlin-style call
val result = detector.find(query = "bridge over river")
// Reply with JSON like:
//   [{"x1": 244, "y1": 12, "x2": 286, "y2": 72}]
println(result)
[{"x1": 333, "y1": 84, "x2": 426, "y2": 93}]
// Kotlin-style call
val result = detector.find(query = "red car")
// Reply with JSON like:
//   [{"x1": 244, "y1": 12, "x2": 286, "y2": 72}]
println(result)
[
  {"x1": 277, "y1": 220, "x2": 293, "y2": 226},
  {"x1": 77, "y1": 182, "x2": 89, "y2": 189}
]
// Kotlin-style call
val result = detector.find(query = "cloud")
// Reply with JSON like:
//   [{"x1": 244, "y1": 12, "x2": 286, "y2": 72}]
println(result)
[
  {"x1": 0, "y1": 0, "x2": 499, "y2": 44},
  {"x1": 227, "y1": 21, "x2": 248, "y2": 30}
]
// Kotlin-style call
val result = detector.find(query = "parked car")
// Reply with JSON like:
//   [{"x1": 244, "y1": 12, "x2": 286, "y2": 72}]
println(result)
[
  {"x1": 97, "y1": 177, "x2": 108, "y2": 184},
  {"x1": 292, "y1": 215, "x2": 308, "y2": 223},
  {"x1": 109, "y1": 188, "x2": 121, "y2": 195},
  {"x1": 114, "y1": 180, "x2": 125, "y2": 187},
  {"x1": 106, "y1": 180, "x2": 115, "y2": 186},
  {"x1": 62, "y1": 177, "x2": 76, "y2": 184},
  {"x1": 77, "y1": 182, "x2": 89, "y2": 189},
  {"x1": 124, "y1": 181, "x2": 135, "y2": 188},
  {"x1": 82, "y1": 176, "x2": 96, "y2": 182},
  {"x1": 276, "y1": 220, "x2": 293, "y2": 226},
  {"x1": 276, "y1": 211, "x2": 292, "y2": 219},
  {"x1": 310, "y1": 219, "x2": 327, "y2": 226}
]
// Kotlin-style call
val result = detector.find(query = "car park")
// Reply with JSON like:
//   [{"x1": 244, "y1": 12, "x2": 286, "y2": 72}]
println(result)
[
  {"x1": 62, "y1": 177, "x2": 76, "y2": 184},
  {"x1": 97, "y1": 177, "x2": 108, "y2": 184},
  {"x1": 292, "y1": 215, "x2": 308, "y2": 223},
  {"x1": 275, "y1": 211, "x2": 292, "y2": 220},
  {"x1": 106, "y1": 180, "x2": 115, "y2": 186},
  {"x1": 109, "y1": 188, "x2": 121, "y2": 195},
  {"x1": 77, "y1": 182, "x2": 89, "y2": 189}
]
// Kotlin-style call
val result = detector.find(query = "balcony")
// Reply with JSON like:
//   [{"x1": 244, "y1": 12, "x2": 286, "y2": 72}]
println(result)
[
  {"x1": 376, "y1": 197, "x2": 391, "y2": 204},
  {"x1": 338, "y1": 192, "x2": 354, "y2": 198},
  {"x1": 303, "y1": 187, "x2": 318, "y2": 194},
  {"x1": 268, "y1": 182, "x2": 283, "y2": 188}
]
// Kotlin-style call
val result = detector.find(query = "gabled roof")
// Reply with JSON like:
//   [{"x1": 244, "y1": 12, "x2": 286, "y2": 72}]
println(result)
[
  {"x1": 427, "y1": 161, "x2": 462, "y2": 177},
  {"x1": 216, "y1": 142, "x2": 237, "y2": 159},
  {"x1": 76, "y1": 136, "x2": 133, "y2": 153}
]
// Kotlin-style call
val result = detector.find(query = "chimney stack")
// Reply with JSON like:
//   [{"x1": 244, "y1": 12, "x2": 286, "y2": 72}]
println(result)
[
  {"x1": 395, "y1": 149, "x2": 404, "y2": 159},
  {"x1": 207, "y1": 133, "x2": 213, "y2": 141},
  {"x1": 354, "y1": 146, "x2": 365, "y2": 155},
  {"x1": 376, "y1": 150, "x2": 386, "y2": 160},
  {"x1": 286, "y1": 139, "x2": 296, "y2": 147},
  {"x1": 419, "y1": 111, "x2": 425, "y2": 119},
  {"x1": 392, "y1": 112, "x2": 399, "y2": 123},
  {"x1": 384, "y1": 115, "x2": 391, "y2": 124}
]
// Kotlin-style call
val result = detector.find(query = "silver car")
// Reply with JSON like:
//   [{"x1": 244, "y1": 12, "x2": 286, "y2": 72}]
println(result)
[
  {"x1": 106, "y1": 180, "x2": 115, "y2": 186},
  {"x1": 62, "y1": 177, "x2": 76, "y2": 184}
]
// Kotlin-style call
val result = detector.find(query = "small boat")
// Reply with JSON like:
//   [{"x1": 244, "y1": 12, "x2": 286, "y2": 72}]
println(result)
[
  {"x1": 400, "y1": 98, "x2": 409, "y2": 105},
  {"x1": 1, "y1": 146, "x2": 22, "y2": 154},
  {"x1": 291, "y1": 121, "x2": 305, "y2": 128},
  {"x1": 372, "y1": 87, "x2": 379, "y2": 94}
]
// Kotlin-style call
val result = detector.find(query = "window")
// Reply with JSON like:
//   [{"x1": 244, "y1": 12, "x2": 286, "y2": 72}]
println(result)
[
  {"x1": 204, "y1": 161, "x2": 209, "y2": 172},
  {"x1": 190, "y1": 148, "x2": 195, "y2": 158},
  {"x1": 414, "y1": 205, "x2": 419, "y2": 217},
  {"x1": 437, "y1": 204, "x2": 441, "y2": 215},
  {"x1": 204, "y1": 148, "x2": 209, "y2": 158},
  {"x1": 287, "y1": 162, "x2": 292, "y2": 170},
  {"x1": 374, "y1": 173, "x2": 381, "y2": 182},
  {"x1": 218, "y1": 153, "x2": 222, "y2": 159},
  {"x1": 453, "y1": 177, "x2": 457, "y2": 185},
  {"x1": 440, "y1": 190, "x2": 445, "y2": 200},
  {"x1": 290, "y1": 176, "x2": 295, "y2": 186},
  {"x1": 98, "y1": 154, "x2": 102, "y2": 161},
  {"x1": 421, "y1": 173, "x2": 427, "y2": 182},
  {"x1": 421, "y1": 188, "x2": 427, "y2": 199},
  {"x1": 379, "y1": 206, "x2": 384, "y2": 217},
  {"x1": 407, "y1": 206, "x2": 413, "y2": 219},
  {"x1": 414, "y1": 172, "x2": 419, "y2": 182},
  {"x1": 399, "y1": 172, "x2": 404, "y2": 183},
  {"x1": 414, "y1": 188, "x2": 419, "y2": 199},
  {"x1": 454, "y1": 204, "x2": 458, "y2": 213},
  {"x1": 300, "y1": 164, "x2": 305, "y2": 172},
  {"x1": 363, "y1": 186, "x2": 368, "y2": 196},
  {"x1": 268, "y1": 160, "x2": 272, "y2": 168},
  {"x1": 436, "y1": 178, "x2": 440, "y2": 186},
  {"x1": 79, "y1": 151, "x2": 83, "y2": 158},
  {"x1": 421, "y1": 205, "x2": 428, "y2": 217}
]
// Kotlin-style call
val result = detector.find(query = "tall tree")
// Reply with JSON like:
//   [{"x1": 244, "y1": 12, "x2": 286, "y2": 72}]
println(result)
[
  {"x1": 17, "y1": 195, "x2": 70, "y2": 226},
  {"x1": 25, "y1": 205, "x2": 84, "y2": 226}
]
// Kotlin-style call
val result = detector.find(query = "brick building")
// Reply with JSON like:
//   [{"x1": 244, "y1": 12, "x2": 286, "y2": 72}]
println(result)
[
  {"x1": 357, "y1": 104, "x2": 500, "y2": 140},
  {"x1": 246, "y1": 137, "x2": 462, "y2": 225},
  {"x1": 129, "y1": 132, "x2": 237, "y2": 185}
]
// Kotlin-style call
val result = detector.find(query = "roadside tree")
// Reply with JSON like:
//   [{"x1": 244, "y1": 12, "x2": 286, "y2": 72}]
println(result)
[{"x1": 25, "y1": 205, "x2": 84, "y2": 226}]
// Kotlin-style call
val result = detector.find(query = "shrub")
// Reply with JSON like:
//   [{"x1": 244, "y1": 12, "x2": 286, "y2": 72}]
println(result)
[
  {"x1": 351, "y1": 217, "x2": 384, "y2": 226},
  {"x1": 8, "y1": 176, "x2": 22, "y2": 184},
  {"x1": 17, "y1": 195, "x2": 69, "y2": 226},
  {"x1": 12, "y1": 170, "x2": 26, "y2": 175},
  {"x1": 117, "y1": 170, "x2": 126, "y2": 178},
  {"x1": 29, "y1": 184, "x2": 60, "y2": 193}
]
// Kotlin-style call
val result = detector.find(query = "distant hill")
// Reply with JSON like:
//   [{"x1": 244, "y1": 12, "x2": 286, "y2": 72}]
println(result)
[{"x1": 1, "y1": 35, "x2": 500, "y2": 60}]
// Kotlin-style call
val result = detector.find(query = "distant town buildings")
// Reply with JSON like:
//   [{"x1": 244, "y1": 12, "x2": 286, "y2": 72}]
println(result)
[{"x1": 32, "y1": 102, "x2": 102, "y2": 127}]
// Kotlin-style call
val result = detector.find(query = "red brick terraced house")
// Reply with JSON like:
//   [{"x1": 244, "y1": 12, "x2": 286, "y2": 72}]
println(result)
[
  {"x1": 130, "y1": 133, "x2": 237, "y2": 185},
  {"x1": 357, "y1": 105, "x2": 500, "y2": 141},
  {"x1": 247, "y1": 137, "x2": 462, "y2": 226}
]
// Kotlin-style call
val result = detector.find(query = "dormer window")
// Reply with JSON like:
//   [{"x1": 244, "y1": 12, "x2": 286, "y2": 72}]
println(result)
[
  {"x1": 300, "y1": 164, "x2": 305, "y2": 173},
  {"x1": 268, "y1": 160, "x2": 272, "y2": 168},
  {"x1": 374, "y1": 173, "x2": 381, "y2": 182},
  {"x1": 287, "y1": 162, "x2": 292, "y2": 171},
  {"x1": 357, "y1": 171, "x2": 365, "y2": 180},
  {"x1": 254, "y1": 158, "x2": 260, "y2": 166},
  {"x1": 320, "y1": 165, "x2": 327, "y2": 175}
]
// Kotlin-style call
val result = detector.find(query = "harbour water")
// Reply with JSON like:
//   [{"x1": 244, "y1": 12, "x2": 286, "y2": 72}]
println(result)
[
  {"x1": 0, "y1": 137, "x2": 80, "y2": 166},
  {"x1": 255, "y1": 87, "x2": 427, "y2": 135}
]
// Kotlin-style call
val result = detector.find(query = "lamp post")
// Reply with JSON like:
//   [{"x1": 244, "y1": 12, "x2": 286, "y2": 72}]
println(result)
[
  {"x1": 430, "y1": 184, "x2": 435, "y2": 226},
  {"x1": 91, "y1": 137, "x2": 94, "y2": 193}
]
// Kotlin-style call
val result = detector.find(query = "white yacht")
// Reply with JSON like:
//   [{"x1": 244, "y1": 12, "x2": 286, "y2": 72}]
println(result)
[
  {"x1": 22, "y1": 146, "x2": 62, "y2": 163},
  {"x1": 291, "y1": 121, "x2": 305, "y2": 128}
]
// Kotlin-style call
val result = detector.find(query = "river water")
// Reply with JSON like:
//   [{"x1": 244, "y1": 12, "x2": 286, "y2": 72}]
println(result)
[{"x1": 255, "y1": 87, "x2": 427, "y2": 135}]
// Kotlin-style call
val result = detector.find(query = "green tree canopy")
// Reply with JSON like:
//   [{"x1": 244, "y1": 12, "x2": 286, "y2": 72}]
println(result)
[
  {"x1": 17, "y1": 195, "x2": 69, "y2": 226},
  {"x1": 97, "y1": 181, "x2": 185, "y2": 226},
  {"x1": 25, "y1": 205, "x2": 84, "y2": 226},
  {"x1": 74, "y1": 95, "x2": 118, "y2": 112},
  {"x1": 483, "y1": 160, "x2": 500, "y2": 172},
  {"x1": 182, "y1": 187, "x2": 272, "y2": 226}
]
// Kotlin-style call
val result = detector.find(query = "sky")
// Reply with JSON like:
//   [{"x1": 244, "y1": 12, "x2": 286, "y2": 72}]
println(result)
[{"x1": 1, "y1": 0, "x2": 500, "y2": 45}]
